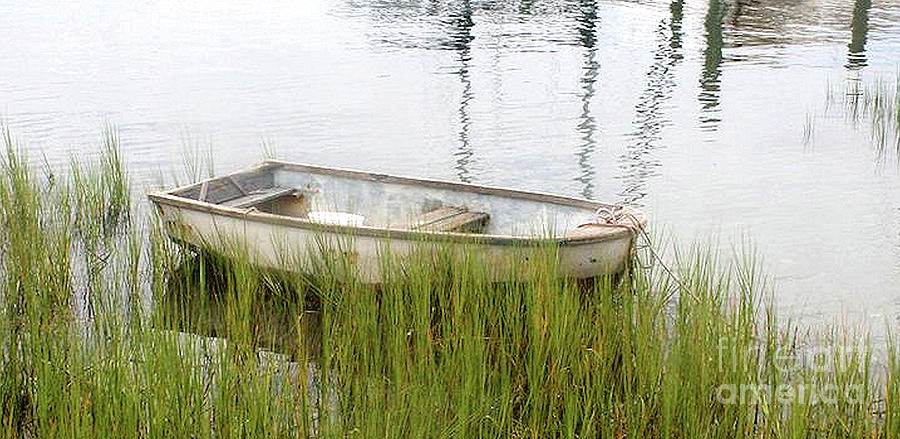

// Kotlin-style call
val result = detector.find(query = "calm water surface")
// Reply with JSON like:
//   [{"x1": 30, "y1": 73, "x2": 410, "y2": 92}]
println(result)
[{"x1": 2, "y1": 0, "x2": 900, "y2": 328}]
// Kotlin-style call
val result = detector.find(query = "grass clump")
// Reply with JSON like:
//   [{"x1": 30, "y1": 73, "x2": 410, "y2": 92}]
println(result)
[
  {"x1": 827, "y1": 70, "x2": 900, "y2": 158},
  {"x1": 0, "y1": 128, "x2": 898, "y2": 437}
]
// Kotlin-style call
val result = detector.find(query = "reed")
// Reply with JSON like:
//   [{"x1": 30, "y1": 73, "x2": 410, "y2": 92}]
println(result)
[
  {"x1": 0, "y1": 129, "x2": 898, "y2": 437},
  {"x1": 826, "y1": 70, "x2": 900, "y2": 158}
]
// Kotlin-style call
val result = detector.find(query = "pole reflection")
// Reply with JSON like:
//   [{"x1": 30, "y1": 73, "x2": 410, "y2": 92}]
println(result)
[
  {"x1": 846, "y1": 0, "x2": 871, "y2": 71},
  {"x1": 573, "y1": 0, "x2": 600, "y2": 199},
  {"x1": 619, "y1": 0, "x2": 684, "y2": 205},
  {"x1": 699, "y1": 0, "x2": 725, "y2": 132},
  {"x1": 445, "y1": 0, "x2": 476, "y2": 183}
]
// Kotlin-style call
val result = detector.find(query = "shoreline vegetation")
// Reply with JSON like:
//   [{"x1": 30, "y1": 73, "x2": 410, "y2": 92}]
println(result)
[
  {"x1": 824, "y1": 70, "x2": 900, "y2": 158},
  {"x1": 1, "y1": 128, "x2": 900, "y2": 438}
]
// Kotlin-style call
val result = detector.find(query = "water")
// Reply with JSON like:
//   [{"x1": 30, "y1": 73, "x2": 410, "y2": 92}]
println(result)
[{"x1": 2, "y1": 0, "x2": 900, "y2": 328}]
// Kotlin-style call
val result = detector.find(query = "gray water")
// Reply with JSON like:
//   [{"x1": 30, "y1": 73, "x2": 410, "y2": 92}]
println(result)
[{"x1": 2, "y1": 0, "x2": 900, "y2": 327}]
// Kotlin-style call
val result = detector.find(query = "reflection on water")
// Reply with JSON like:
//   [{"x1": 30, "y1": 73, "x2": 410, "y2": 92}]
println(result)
[
  {"x1": 156, "y1": 255, "x2": 337, "y2": 427},
  {"x1": 156, "y1": 255, "x2": 320, "y2": 359},
  {"x1": 725, "y1": 0, "x2": 873, "y2": 51},
  {"x1": 573, "y1": 0, "x2": 600, "y2": 199},
  {"x1": 699, "y1": 0, "x2": 724, "y2": 132},
  {"x1": 847, "y1": 0, "x2": 872, "y2": 70},
  {"x1": 620, "y1": 0, "x2": 684, "y2": 205},
  {"x1": 448, "y1": 1, "x2": 476, "y2": 183}
]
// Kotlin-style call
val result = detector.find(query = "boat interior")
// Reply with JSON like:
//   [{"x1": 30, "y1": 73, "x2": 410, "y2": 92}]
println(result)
[{"x1": 170, "y1": 161, "x2": 604, "y2": 237}]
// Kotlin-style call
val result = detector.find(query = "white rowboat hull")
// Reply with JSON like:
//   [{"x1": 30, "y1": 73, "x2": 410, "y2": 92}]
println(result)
[{"x1": 149, "y1": 160, "x2": 645, "y2": 283}]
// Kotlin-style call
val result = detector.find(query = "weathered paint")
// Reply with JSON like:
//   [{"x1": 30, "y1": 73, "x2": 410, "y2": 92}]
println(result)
[{"x1": 149, "y1": 160, "x2": 645, "y2": 282}]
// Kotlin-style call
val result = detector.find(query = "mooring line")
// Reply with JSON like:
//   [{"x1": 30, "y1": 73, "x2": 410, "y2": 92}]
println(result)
[{"x1": 593, "y1": 206, "x2": 697, "y2": 301}]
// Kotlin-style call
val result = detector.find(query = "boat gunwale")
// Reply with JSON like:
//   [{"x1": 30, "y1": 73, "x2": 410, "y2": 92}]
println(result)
[{"x1": 147, "y1": 160, "x2": 645, "y2": 247}]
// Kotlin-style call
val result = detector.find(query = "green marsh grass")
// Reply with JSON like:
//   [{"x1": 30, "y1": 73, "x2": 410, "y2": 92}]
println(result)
[
  {"x1": 0, "y1": 129, "x2": 899, "y2": 437},
  {"x1": 827, "y1": 70, "x2": 900, "y2": 158}
]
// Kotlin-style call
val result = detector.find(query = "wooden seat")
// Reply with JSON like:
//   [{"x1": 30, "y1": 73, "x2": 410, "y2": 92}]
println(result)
[
  {"x1": 411, "y1": 206, "x2": 489, "y2": 233},
  {"x1": 222, "y1": 186, "x2": 297, "y2": 209}
]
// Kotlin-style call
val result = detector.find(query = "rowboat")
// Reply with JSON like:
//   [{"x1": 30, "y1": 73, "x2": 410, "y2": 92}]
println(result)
[{"x1": 148, "y1": 160, "x2": 646, "y2": 283}]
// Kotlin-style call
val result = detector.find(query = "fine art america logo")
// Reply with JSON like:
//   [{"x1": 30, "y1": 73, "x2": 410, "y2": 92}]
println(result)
[{"x1": 715, "y1": 337, "x2": 866, "y2": 405}]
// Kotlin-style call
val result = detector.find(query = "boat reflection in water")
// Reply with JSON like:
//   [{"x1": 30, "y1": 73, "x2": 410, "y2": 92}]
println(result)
[
  {"x1": 155, "y1": 253, "x2": 322, "y2": 360},
  {"x1": 155, "y1": 253, "x2": 342, "y2": 431}
]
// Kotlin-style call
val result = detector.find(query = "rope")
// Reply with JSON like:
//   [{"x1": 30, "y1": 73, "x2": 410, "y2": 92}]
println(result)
[{"x1": 589, "y1": 205, "x2": 697, "y2": 301}]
